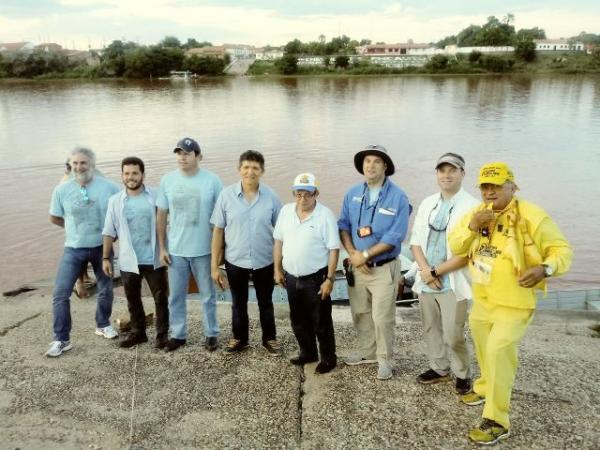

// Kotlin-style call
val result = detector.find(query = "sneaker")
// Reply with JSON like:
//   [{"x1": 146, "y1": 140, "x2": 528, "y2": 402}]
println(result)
[
  {"x1": 164, "y1": 338, "x2": 186, "y2": 352},
  {"x1": 377, "y1": 360, "x2": 393, "y2": 380},
  {"x1": 45, "y1": 340, "x2": 73, "y2": 357},
  {"x1": 315, "y1": 360, "x2": 337, "y2": 374},
  {"x1": 205, "y1": 336, "x2": 219, "y2": 352},
  {"x1": 462, "y1": 391, "x2": 486, "y2": 406},
  {"x1": 119, "y1": 334, "x2": 148, "y2": 348},
  {"x1": 416, "y1": 368, "x2": 451, "y2": 385},
  {"x1": 289, "y1": 355, "x2": 318, "y2": 366},
  {"x1": 455, "y1": 377, "x2": 472, "y2": 395},
  {"x1": 224, "y1": 338, "x2": 249, "y2": 354},
  {"x1": 344, "y1": 354, "x2": 378, "y2": 366},
  {"x1": 468, "y1": 419, "x2": 510, "y2": 445},
  {"x1": 95, "y1": 325, "x2": 118, "y2": 339},
  {"x1": 263, "y1": 339, "x2": 282, "y2": 357}
]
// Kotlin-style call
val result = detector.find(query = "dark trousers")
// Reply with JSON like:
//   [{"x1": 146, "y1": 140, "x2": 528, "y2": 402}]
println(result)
[
  {"x1": 225, "y1": 261, "x2": 276, "y2": 344},
  {"x1": 285, "y1": 268, "x2": 336, "y2": 364},
  {"x1": 120, "y1": 265, "x2": 169, "y2": 340}
]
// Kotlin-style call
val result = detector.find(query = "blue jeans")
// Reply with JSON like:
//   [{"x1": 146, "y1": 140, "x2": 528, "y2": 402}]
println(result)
[
  {"x1": 168, "y1": 254, "x2": 219, "y2": 340},
  {"x1": 52, "y1": 246, "x2": 114, "y2": 341}
]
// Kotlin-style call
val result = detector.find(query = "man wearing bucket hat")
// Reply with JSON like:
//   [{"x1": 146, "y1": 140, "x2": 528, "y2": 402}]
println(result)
[
  {"x1": 449, "y1": 162, "x2": 572, "y2": 445},
  {"x1": 156, "y1": 137, "x2": 223, "y2": 352},
  {"x1": 409, "y1": 153, "x2": 478, "y2": 394},
  {"x1": 273, "y1": 173, "x2": 340, "y2": 374},
  {"x1": 338, "y1": 145, "x2": 411, "y2": 380}
]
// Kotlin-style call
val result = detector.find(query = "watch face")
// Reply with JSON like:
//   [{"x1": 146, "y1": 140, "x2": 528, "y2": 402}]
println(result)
[{"x1": 544, "y1": 265, "x2": 553, "y2": 277}]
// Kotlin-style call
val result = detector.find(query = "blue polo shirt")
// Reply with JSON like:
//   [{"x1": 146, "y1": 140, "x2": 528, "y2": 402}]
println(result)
[
  {"x1": 338, "y1": 178, "x2": 411, "y2": 263},
  {"x1": 50, "y1": 176, "x2": 120, "y2": 248},
  {"x1": 156, "y1": 169, "x2": 223, "y2": 257},
  {"x1": 210, "y1": 182, "x2": 282, "y2": 269}
]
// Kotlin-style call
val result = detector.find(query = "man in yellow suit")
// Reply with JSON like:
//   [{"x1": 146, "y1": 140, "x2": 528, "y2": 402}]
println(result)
[{"x1": 448, "y1": 162, "x2": 572, "y2": 445}]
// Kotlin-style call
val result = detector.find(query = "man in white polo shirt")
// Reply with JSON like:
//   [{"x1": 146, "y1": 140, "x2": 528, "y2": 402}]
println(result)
[{"x1": 273, "y1": 173, "x2": 340, "y2": 374}]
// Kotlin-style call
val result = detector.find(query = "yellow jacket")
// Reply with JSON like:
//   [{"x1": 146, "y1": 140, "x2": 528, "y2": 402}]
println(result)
[{"x1": 448, "y1": 198, "x2": 573, "y2": 309}]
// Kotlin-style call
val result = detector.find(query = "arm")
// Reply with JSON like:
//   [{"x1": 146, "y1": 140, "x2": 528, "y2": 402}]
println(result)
[
  {"x1": 102, "y1": 235, "x2": 114, "y2": 277},
  {"x1": 273, "y1": 239, "x2": 285, "y2": 287},
  {"x1": 49, "y1": 215, "x2": 64, "y2": 228},
  {"x1": 411, "y1": 244, "x2": 443, "y2": 289},
  {"x1": 318, "y1": 249, "x2": 339, "y2": 300},
  {"x1": 210, "y1": 226, "x2": 228, "y2": 290},
  {"x1": 156, "y1": 208, "x2": 171, "y2": 265}
]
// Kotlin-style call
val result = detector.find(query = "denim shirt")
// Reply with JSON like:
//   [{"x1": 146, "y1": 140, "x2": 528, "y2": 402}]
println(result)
[
  {"x1": 210, "y1": 182, "x2": 282, "y2": 269},
  {"x1": 338, "y1": 178, "x2": 411, "y2": 262},
  {"x1": 103, "y1": 186, "x2": 162, "y2": 274}
]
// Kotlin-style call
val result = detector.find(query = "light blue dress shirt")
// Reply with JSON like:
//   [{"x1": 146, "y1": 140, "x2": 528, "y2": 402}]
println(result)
[
  {"x1": 50, "y1": 177, "x2": 120, "y2": 248},
  {"x1": 103, "y1": 186, "x2": 162, "y2": 274},
  {"x1": 210, "y1": 182, "x2": 282, "y2": 269},
  {"x1": 422, "y1": 198, "x2": 451, "y2": 293},
  {"x1": 156, "y1": 169, "x2": 223, "y2": 257}
]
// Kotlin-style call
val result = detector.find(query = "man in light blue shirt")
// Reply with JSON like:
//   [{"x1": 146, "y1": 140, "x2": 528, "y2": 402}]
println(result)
[
  {"x1": 102, "y1": 157, "x2": 169, "y2": 349},
  {"x1": 338, "y1": 145, "x2": 411, "y2": 380},
  {"x1": 46, "y1": 147, "x2": 120, "y2": 357},
  {"x1": 157, "y1": 137, "x2": 223, "y2": 352},
  {"x1": 211, "y1": 150, "x2": 282, "y2": 355}
]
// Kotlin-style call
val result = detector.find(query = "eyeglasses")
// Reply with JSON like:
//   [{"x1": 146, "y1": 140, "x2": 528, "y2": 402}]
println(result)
[
  {"x1": 428, "y1": 200, "x2": 453, "y2": 232},
  {"x1": 80, "y1": 186, "x2": 89, "y2": 203},
  {"x1": 294, "y1": 192, "x2": 315, "y2": 200}
]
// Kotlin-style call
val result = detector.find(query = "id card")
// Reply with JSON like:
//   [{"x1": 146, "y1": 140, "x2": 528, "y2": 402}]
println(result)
[{"x1": 472, "y1": 255, "x2": 494, "y2": 285}]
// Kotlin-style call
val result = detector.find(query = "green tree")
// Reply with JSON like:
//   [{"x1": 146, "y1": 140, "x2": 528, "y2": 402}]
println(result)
[
  {"x1": 102, "y1": 40, "x2": 138, "y2": 76},
  {"x1": 514, "y1": 38, "x2": 537, "y2": 62},
  {"x1": 182, "y1": 38, "x2": 211, "y2": 49},
  {"x1": 284, "y1": 39, "x2": 303, "y2": 55},
  {"x1": 436, "y1": 35, "x2": 457, "y2": 48},
  {"x1": 468, "y1": 50, "x2": 482, "y2": 63},
  {"x1": 159, "y1": 36, "x2": 182, "y2": 48},
  {"x1": 516, "y1": 27, "x2": 546, "y2": 41},
  {"x1": 476, "y1": 16, "x2": 515, "y2": 46},
  {"x1": 457, "y1": 25, "x2": 482, "y2": 46},
  {"x1": 334, "y1": 55, "x2": 349, "y2": 68},
  {"x1": 426, "y1": 54, "x2": 449, "y2": 71},
  {"x1": 183, "y1": 55, "x2": 227, "y2": 75},
  {"x1": 275, "y1": 54, "x2": 298, "y2": 74}
]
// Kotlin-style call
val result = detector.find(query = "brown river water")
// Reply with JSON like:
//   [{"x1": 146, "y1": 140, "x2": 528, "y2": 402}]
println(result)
[{"x1": 1, "y1": 75, "x2": 599, "y2": 292}]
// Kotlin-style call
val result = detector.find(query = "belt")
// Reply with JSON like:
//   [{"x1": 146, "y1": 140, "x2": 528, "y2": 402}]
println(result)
[
  {"x1": 366, "y1": 257, "x2": 395, "y2": 268},
  {"x1": 285, "y1": 267, "x2": 327, "y2": 281}
]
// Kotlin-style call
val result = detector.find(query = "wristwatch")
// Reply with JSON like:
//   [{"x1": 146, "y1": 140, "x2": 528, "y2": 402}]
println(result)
[
  {"x1": 361, "y1": 249, "x2": 370, "y2": 260},
  {"x1": 542, "y1": 264, "x2": 553, "y2": 278}
]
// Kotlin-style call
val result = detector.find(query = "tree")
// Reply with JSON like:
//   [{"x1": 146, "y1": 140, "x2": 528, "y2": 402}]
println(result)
[
  {"x1": 514, "y1": 38, "x2": 537, "y2": 62},
  {"x1": 275, "y1": 54, "x2": 298, "y2": 74},
  {"x1": 457, "y1": 25, "x2": 482, "y2": 46},
  {"x1": 284, "y1": 39, "x2": 303, "y2": 55},
  {"x1": 468, "y1": 50, "x2": 482, "y2": 63},
  {"x1": 476, "y1": 16, "x2": 515, "y2": 46},
  {"x1": 102, "y1": 40, "x2": 138, "y2": 76},
  {"x1": 183, "y1": 38, "x2": 211, "y2": 49},
  {"x1": 183, "y1": 55, "x2": 226, "y2": 75},
  {"x1": 516, "y1": 27, "x2": 546, "y2": 41},
  {"x1": 426, "y1": 54, "x2": 449, "y2": 72},
  {"x1": 334, "y1": 55, "x2": 349, "y2": 69},
  {"x1": 159, "y1": 36, "x2": 182, "y2": 48}
]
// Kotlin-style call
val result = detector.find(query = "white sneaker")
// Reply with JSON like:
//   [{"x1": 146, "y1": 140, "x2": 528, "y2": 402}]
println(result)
[
  {"x1": 377, "y1": 360, "x2": 393, "y2": 380},
  {"x1": 46, "y1": 341, "x2": 73, "y2": 357},
  {"x1": 95, "y1": 325, "x2": 118, "y2": 339},
  {"x1": 344, "y1": 354, "x2": 378, "y2": 366}
]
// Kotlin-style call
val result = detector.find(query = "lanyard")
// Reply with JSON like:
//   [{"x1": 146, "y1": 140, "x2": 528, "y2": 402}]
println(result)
[{"x1": 356, "y1": 182, "x2": 384, "y2": 229}]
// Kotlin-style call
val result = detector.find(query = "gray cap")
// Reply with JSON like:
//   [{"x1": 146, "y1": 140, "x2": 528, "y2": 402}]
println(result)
[{"x1": 435, "y1": 153, "x2": 465, "y2": 170}]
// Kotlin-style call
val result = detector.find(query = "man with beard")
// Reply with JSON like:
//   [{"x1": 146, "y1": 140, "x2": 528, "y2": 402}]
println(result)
[
  {"x1": 47, "y1": 147, "x2": 120, "y2": 357},
  {"x1": 102, "y1": 157, "x2": 169, "y2": 349}
]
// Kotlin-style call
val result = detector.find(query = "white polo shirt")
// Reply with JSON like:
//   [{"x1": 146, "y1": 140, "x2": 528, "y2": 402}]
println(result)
[{"x1": 273, "y1": 202, "x2": 340, "y2": 277}]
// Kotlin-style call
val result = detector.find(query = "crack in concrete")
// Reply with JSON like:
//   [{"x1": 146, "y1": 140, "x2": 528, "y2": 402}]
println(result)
[
  {"x1": 0, "y1": 313, "x2": 42, "y2": 336},
  {"x1": 296, "y1": 366, "x2": 306, "y2": 448}
]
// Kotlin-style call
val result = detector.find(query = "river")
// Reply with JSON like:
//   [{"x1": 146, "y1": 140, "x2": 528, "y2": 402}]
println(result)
[{"x1": 1, "y1": 74, "x2": 599, "y2": 292}]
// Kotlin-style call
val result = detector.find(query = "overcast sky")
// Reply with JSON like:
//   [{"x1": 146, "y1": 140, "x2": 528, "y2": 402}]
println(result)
[{"x1": 1, "y1": 0, "x2": 599, "y2": 50}]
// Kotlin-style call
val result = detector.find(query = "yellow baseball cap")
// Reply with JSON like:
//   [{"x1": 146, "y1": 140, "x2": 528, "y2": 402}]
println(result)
[{"x1": 477, "y1": 162, "x2": 515, "y2": 186}]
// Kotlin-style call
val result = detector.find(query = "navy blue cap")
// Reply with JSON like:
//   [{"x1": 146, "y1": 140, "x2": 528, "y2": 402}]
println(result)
[{"x1": 174, "y1": 137, "x2": 201, "y2": 154}]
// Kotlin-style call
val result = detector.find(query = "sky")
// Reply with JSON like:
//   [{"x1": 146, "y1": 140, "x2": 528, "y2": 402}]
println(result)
[{"x1": 1, "y1": 0, "x2": 599, "y2": 50}]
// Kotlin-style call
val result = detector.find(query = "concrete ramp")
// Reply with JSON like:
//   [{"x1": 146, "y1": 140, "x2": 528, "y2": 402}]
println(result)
[{"x1": 224, "y1": 57, "x2": 256, "y2": 75}]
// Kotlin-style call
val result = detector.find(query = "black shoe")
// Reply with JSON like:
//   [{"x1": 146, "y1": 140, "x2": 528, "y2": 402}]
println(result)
[
  {"x1": 315, "y1": 360, "x2": 337, "y2": 374},
  {"x1": 164, "y1": 338, "x2": 186, "y2": 352},
  {"x1": 455, "y1": 377, "x2": 472, "y2": 395},
  {"x1": 205, "y1": 336, "x2": 219, "y2": 352},
  {"x1": 154, "y1": 336, "x2": 169, "y2": 350},
  {"x1": 224, "y1": 338, "x2": 249, "y2": 354},
  {"x1": 119, "y1": 334, "x2": 148, "y2": 348},
  {"x1": 416, "y1": 368, "x2": 451, "y2": 384},
  {"x1": 290, "y1": 355, "x2": 318, "y2": 366}
]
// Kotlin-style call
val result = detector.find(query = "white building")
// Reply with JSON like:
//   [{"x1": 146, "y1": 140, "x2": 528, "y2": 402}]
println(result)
[{"x1": 534, "y1": 39, "x2": 584, "y2": 51}]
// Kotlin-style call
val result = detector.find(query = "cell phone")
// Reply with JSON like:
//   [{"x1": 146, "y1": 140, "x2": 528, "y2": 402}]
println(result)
[{"x1": 343, "y1": 258, "x2": 355, "y2": 287}]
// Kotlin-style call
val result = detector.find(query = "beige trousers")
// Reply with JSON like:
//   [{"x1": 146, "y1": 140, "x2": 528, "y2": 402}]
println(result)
[
  {"x1": 419, "y1": 291, "x2": 470, "y2": 379},
  {"x1": 348, "y1": 260, "x2": 401, "y2": 361}
]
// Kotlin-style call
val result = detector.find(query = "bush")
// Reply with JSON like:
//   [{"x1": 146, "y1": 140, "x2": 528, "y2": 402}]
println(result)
[
  {"x1": 468, "y1": 51, "x2": 482, "y2": 63},
  {"x1": 480, "y1": 55, "x2": 514, "y2": 72},
  {"x1": 514, "y1": 38, "x2": 537, "y2": 62},
  {"x1": 275, "y1": 54, "x2": 298, "y2": 74},
  {"x1": 425, "y1": 54, "x2": 449, "y2": 72},
  {"x1": 334, "y1": 55, "x2": 350, "y2": 69}
]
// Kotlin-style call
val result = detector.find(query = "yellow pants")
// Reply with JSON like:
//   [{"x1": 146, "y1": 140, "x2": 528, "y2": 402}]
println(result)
[{"x1": 469, "y1": 300, "x2": 534, "y2": 429}]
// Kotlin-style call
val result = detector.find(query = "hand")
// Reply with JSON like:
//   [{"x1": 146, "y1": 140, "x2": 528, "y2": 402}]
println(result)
[
  {"x1": 211, "y1": 267, "x2": 228, "y2": 290},
  {"x1": 274, "y1": 269, "x2": 286, "y2": 287},
  {"x1": 469, "y1": 209, "x2": 495, "y2": 232},
  {"x1": 318, "y1": 279, "x2": 333, "y2": 300},
  {"x1": 420, "y1": 267, "x2": 436, "y2": 284},
  {"x1": 518, "y1": 265, "x2": 545, "y2": 288},
  {"x1": 102, "y1": 259, "x2": 112, "y2": 277},
  {"x1": 426, "y1": 279, "x2": 443, "y2": 290},
  {"x1": 349, "y1": 249, "x2": 368, "y2": 268},
  {"x1": 160, "y1": 249, "x2": 171, "y2": 266}
]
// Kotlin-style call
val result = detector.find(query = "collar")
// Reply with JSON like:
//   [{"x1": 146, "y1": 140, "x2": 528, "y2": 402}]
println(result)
[
  {"x1": 122, "y1": 185, "x2": 151, "y2": 200},
  {"x1": 235, "y1": 181, "x2": 262, "y2": 197}
]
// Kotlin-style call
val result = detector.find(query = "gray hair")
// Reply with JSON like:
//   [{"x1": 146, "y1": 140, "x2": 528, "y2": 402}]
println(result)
[{"x1": 70, "y1": 147, "x2": 96, "y2": 167}]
